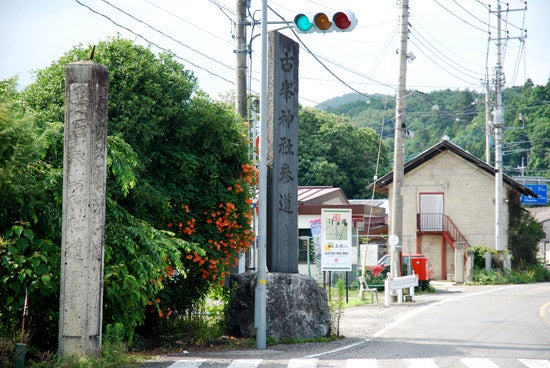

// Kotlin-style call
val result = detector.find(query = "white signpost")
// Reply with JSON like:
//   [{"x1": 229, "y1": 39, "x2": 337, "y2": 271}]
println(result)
[{"x1": 384, "y1": 274, "x2": 418, "y2": 306}]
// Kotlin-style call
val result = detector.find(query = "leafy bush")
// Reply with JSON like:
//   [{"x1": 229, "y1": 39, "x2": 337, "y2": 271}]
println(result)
[
  {"x1": 473, "y1": 264, "x2": 550, "y2": 285},
  {"x1": 469, "y1": 245, "x2": 504, "y2": 270}
]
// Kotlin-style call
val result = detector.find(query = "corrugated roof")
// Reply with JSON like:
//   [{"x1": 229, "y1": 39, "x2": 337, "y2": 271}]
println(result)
[{"x1": 297, "y1": 186, "x2": 348, "y2": 205}]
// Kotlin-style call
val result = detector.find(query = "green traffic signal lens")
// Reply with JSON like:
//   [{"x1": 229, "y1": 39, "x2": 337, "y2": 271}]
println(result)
[{"x1": 294, "y1": 14, "x2": 313, "y2": 32}]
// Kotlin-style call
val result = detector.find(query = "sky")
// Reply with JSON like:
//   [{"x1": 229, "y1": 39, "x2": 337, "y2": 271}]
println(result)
[{"x1": 1, "y1": 0, "x2": 549, "y2": 107}]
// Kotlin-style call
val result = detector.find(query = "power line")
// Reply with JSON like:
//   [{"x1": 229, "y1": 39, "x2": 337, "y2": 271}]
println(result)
[
  {"x1": 451, "y1": 0, "x2": 496, "y2": 31},
  {"x1": 143, "y1": 0, "x2": 231, "y2": 43},
  {"x1": 410, "y1": 14, "x2": 485, "y2": 71},
  {"x1": 431, "y1": 0, "x2": 488, "y2": 33},
  {"x1": 409, "y1": 38, "x2": 483, "y2": 86},
  {"x1": 98, "y1": 0, "x2": 234, "y2": 72},
  {"x1": 409, "y1": 27, "x2": 484, "y2": 81},
  {"x1": 74, "y1": 0, "x2": 235, "y2": 85},
  {"x1": 267, "y1": 3, "x2": 402, "y2": 97}
]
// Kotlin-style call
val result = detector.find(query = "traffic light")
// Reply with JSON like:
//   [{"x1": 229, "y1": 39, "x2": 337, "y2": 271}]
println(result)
[{"x1": 293, "y1": 11, "x2": 357, "y2": 33}]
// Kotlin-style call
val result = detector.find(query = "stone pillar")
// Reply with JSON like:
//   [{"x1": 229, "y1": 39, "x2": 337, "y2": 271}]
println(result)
[
  {"x1": 485, "y1": 251, "x2": 492, "y2": 272},
  {"x1": 465, "y1": 249, "x2": 475, "y2": 282},
  {"x1": 503, "y1": 252, "x2": 512, "y2": 273},
  {"x1": 266, "y1": 31, "x2": 299, "y2": 273},
  {"x1": 454, "y1": 242, "x2": 466, "y2": 283},
  {"x1": 59, "y1": 61, "x2": 108, "y2": 356}
]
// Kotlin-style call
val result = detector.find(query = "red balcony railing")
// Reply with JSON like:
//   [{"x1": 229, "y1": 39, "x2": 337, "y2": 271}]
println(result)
[{"x1": 417, "y1": 213, "x2": 470, "y2": 248}]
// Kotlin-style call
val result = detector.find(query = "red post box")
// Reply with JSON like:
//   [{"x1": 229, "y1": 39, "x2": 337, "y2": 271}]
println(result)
[{"x1": 412, "y1": 257, "x2": 428, "y2": 281}]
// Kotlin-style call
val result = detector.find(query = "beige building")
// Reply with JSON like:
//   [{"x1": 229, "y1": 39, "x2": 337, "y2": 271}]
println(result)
[{"x1": 369, "y1": 139, "x2": 537, "y2": 280}]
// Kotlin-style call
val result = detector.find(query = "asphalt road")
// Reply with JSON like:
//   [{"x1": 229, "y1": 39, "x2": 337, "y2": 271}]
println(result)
[{"x1": 141, "y1": 282, "x2": 550, "y2": 367}]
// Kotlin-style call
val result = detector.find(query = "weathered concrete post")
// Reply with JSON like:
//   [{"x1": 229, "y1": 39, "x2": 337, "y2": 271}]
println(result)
[
  {"x1": 485, "y1": 251, "x2": 492, "y2": 272},
  {"x1": 465, "y1": 249, "x2": 475, "y2": 282},
  {"x1": 59, "y1": 61, "x2": 108, "y2": 356},
  {"x1": 454, "y1": 242, "x2": 466, "y2": 283},
  {"x1": 266, "y1": 31, "x2": 299, "y2": 273}
]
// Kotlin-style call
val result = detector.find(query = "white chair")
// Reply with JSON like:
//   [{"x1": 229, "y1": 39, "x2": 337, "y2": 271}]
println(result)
[{"x1": 358, "y1": 276, "x2": 378, "y2": 303}]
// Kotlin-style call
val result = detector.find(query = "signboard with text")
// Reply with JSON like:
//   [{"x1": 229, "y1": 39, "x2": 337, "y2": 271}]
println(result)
[
  {"x1": 320, "y1": 208, "x2": 352, "y2": 271},
  {"x1": 521, "y1": 184, "x2": 547, "y2": 205}
]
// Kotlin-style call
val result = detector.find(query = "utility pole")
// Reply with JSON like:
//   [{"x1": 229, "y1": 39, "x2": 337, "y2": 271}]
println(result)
[
  {"x1": 390, "y1": 0, "x2": 409, "y2": 278},
  {"x1": 484, "y1": 72, "x2": 492, "y2": 165},
  {"x1": 235, "y1": 0, "x2": 248, "y2": 118},
  {"x1": 487, "y1": 1, "x2": 526, "y2": 255},
  {"x1": 493, "y1": 2, "x2": 505, "y2": 252}
]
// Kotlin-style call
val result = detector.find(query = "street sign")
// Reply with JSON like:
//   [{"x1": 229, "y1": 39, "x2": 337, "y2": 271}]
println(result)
[{"x1": 521, "y1": 184, "x2": 547, "y2": 205}]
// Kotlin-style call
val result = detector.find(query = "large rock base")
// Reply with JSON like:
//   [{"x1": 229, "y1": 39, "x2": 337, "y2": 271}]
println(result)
[{"x1": 226, "y1": 272, "x2": 331, "y2": 340}]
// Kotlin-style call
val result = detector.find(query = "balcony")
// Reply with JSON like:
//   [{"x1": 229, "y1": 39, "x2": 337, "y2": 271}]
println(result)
[{"x1": 417, "y1": 213, "x2": 470, "y2": 248}]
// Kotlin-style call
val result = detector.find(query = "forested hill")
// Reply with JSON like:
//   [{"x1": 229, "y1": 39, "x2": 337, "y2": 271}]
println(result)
[{"x1": 317, "y1": 79, "x2": 550, "y2": 180}]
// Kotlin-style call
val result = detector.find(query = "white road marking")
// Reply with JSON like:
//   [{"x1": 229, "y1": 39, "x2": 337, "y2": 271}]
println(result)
[
  {"x1": 404, "y1": 358, "x2": 438, "y2": 368},
  {"x1": 167, "y1": 359, "x2": 206, "y2": 368},
  {"x1": 287, "y1": 358, "x2": 319, "y2": 368},
  {"x1": 227, "y1": 359, "x2": 263, "y2": 368},
  {"x1": 461, "y1": 357, "x2": 500, "y2": 368},
  {"x1": 346, "y1": 358, "x2": 378, "y2": 368},
  {"x1": 519, "y1": 359, "x2": 550, "y2": 368}
]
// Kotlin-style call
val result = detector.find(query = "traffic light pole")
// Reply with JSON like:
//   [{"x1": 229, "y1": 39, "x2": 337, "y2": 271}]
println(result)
[
  {"x1": 254, "y1": 0, "x2": 268, "y2": 351},
  {"x1": 235, "y1": 0, "x2": 248, "y2": 118},
  {"x1": 390, "y1": 0, "x2": 409, "y2": 279}
]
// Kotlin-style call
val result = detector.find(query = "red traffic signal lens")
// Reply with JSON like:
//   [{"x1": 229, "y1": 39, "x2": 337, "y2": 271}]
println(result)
[{"x1": 333, "y1": 12, "x2": 352, "y2": 30}]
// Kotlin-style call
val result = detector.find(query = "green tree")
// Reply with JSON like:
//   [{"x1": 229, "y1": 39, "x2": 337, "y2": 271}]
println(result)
[
  {"x1": 298, "y1": 107, "x2": 389, "y2": 198},
  {"x1": 508, "y1": 193, "x2": 546, "y2": 269},
  {"x1": 2, "y1": 37, "x2": 254, "y2": 346}
]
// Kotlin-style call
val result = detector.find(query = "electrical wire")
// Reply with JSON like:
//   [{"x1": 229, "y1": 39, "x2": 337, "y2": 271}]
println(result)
[
  {"x1": 431, "y1": 0, "x2": 488, "y2": 33},
  {"x1": 451, "y1": 0, "x2": 497, "y2": 31},
  {"x1": 98, "y1": 0, "x2": 234, "y2": 72},
  {"x1": 266, "y1": 5, "x2": 398, "y2": 101},
  {"x1": 142, "y1": 0, "x2": 231, "y2": 43},
  {"x1": 207, "y1": 0, "x2": 236, "y2": 19},
  {"x1": 409, "y1": 15, "x2": 485, "y2": 72},
  {"x1": 408, "y1": 28, "x2": 484, "y2": 81},
  {"x1": 409, "y1": 38, "x2": 483, "y2": 86},
  {"x1": 74, "y1": 0, "x2": 235, "y2": 85}
]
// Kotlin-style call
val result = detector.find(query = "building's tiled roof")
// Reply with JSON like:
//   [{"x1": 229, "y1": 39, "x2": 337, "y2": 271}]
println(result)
[{"x1": 366, "y1": 139, "x2": 537, "y2": 198}]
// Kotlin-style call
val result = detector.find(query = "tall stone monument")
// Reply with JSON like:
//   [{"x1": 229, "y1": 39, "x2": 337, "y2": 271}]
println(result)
[
  {"x1": 59, "y1": 61, "x2": 108, "y2": 356},
  {"x1": 266, "y1": 31, "x2": 299, "y2": 273}
]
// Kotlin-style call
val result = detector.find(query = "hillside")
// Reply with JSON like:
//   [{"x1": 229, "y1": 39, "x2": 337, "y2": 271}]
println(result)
[{"x1": 316, "y1": 79, "x2": 550, "y2": 180}]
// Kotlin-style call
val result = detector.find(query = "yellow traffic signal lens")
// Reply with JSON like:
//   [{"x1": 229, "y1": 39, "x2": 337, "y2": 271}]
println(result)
[{"x1": 314, "y1": 13, "x2": 332, "y2": 31}]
